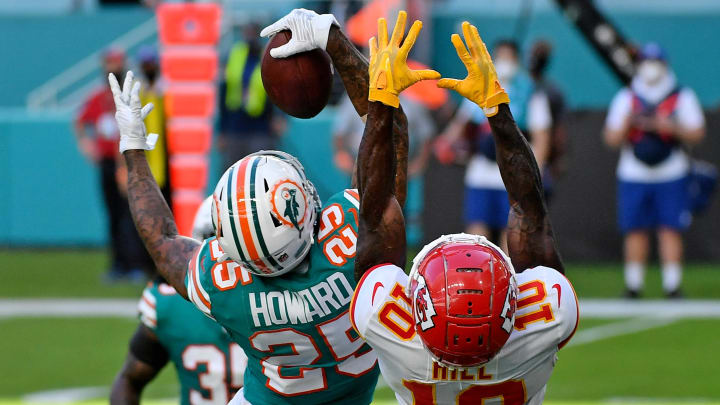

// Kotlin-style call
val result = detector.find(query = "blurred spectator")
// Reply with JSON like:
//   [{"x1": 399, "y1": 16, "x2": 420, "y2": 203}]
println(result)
[
  {"x1": 74, "y1": 49, "x2": 148, "y2": 281},
  {"x1": 333, "y1": 94, "x2": 434, "y2": 247},
  {"x1": 435, "y1": 40, "x2": 552, "y2": 248},
  {"x1": 136, "y1": 45, "x2": 171, "y2": 203},
  {"x1": 218, "y1": 23, "x2": 283, "y2": 169},
  {"x1": 528, "y1": 40, "x2": 568, "y2": 190},
  {"x1": 604, "y1": 43, "x2": 705, "y2": 299}
]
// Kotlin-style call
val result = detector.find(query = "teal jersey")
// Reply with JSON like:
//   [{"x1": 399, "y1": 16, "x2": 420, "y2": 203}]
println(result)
[
  {"x1": 139, "y1": 281, "x2": 248, "y2": 405},
  {"x1": 186, "y1": 189, "x2": 379, "y2": 405}
]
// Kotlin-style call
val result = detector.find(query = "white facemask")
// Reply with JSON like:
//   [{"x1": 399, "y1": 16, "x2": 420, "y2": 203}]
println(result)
[
  {"x1": 494, "y1": 59, "x2": 518, "y2": 84},
  {"x1": 637, "y1": 61, "x2": 666, "y2": 85}
]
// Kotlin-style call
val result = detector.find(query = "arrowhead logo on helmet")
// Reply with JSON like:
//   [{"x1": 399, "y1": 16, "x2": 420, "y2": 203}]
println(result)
[
  {"x1": 270, "y1": 179, "x2": 308, "y2": 238},
  {"x1": 413, "y1": 274, "x2": 437, "y2": 331}
]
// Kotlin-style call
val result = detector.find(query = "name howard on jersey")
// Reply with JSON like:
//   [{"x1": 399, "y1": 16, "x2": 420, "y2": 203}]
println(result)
[{"x1": 249, "y1": 272, "x2": 354, "y2": 327}]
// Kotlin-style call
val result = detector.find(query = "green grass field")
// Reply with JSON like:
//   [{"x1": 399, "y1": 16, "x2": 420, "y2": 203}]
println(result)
[
  {"x1": 2, "y1": 249, "x2": 720, "y2": 298},
  {"x1": 1, "y1": 249, "x2": 719, "y2": 404}
]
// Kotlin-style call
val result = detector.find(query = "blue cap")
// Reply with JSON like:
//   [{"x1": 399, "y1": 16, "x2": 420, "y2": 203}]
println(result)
[
  {"x1": 137, "y1": 45, "x2": 158, "y2": 63},
  {"x1": 639, "y1": 42, "x2": 667, "y2": 62}
]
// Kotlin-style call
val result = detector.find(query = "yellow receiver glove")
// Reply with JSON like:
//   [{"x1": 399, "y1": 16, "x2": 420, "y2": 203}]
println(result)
[
  {"x1": 368, "y1": 11, "x2": 441, "y2": 108},
  {"x1": 437, "y1": 22, "x2": 510, "y2": 117}
]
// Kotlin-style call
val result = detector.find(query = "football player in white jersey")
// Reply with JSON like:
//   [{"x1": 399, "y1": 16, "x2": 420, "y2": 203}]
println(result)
[{"x1": 350, "y1": 19, "x2": 578, "y2": 404}]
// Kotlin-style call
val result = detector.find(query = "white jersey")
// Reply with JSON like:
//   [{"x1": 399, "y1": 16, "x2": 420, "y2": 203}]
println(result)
[{"x1": 350, "y1": 264, "x2": 578, "y2": 405}]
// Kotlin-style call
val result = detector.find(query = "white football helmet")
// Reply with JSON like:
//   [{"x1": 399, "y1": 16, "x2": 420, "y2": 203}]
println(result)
[
  {"x1": 191, "y1": 196, "x2": 215, "y2": 242},
  {"x1": 211, "y1": 151, "x2": 321, "y2": 277}
]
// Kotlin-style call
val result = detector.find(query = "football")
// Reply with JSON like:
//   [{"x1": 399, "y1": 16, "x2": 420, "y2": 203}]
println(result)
[{"x1": 260, "y1": 30, "x2": 333, "y2": 119}]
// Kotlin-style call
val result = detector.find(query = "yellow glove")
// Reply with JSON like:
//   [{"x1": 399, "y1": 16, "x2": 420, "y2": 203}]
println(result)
[
  {"x1": 437, "y1": 22, "x2": 510, "y2": 117},
  {"x1": 368, "y1": 11, "x2": 441, "y2": 108}
]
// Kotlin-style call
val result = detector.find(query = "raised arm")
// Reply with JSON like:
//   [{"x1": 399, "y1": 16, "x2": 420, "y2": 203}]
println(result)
[
  {"x1": 110, "y1": 72, "x2": 199, "y2": 298},
  {"x1": 438, "y1": 22, "x2": 563, "y2": 273},
  {"x1": 355, "y1": 12, "x2": 440, "y2": 280},
  {"x1": 110, "y1": 325, "x2": 168, "y2": 405},
  {"x1": 490, "y1": 104, "x2": 563, "y2": 272},
  {"x1": 260, "y1": 9, "x2": 409, "y2": 206}
]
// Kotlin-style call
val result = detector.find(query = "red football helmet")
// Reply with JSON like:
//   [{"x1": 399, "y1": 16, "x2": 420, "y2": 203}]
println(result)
[{"x1": 408, "y1": 233, "x2": 518, "y2": 367}]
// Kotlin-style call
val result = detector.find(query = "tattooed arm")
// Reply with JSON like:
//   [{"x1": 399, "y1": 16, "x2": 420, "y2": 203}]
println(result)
[
  {"x1": 124, "y1": 150, "x2": 199, "y2": 297},
  {"x1": 355, "y1": 102, "x2": 407, "y2": 281},
  {"x1": 488, "y1": 104, "x2": 564, "y2": 273},
  {"x1": 326, "y1": 26, "x2": 409, "y2": 207},
  {"x1": 110, "y1": 325, "x2": 168, "y2": 405}
]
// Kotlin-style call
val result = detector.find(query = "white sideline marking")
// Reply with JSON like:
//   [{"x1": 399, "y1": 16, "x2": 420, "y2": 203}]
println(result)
[
  {"x1": 580, "y1": 299, "x2": 720, "y2": 318},
  {"x1": 567, "y1": 317, "x2": 677, "y2": 347},
  {"x1": 22, "y1": 386, "x2": 106, "y2": 403},
  {"x1": 2, "y1": 299, "x2": 720, "y2": 319},
  {"x1": 0, "y1": 299, "x2": 137, "y2": 319}
]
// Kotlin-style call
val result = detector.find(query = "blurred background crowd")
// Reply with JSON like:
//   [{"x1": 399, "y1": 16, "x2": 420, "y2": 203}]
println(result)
[{"x1": 2, "y1": 1, "x2": 720, "y2": 402}]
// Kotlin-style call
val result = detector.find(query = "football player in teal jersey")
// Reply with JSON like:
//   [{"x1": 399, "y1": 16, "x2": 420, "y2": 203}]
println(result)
[
  {"x1": 111, "y1": 279, "x2": 248, "y2": 405},
  {"x1": 111, "y1": 198, "x2": 248, "y2": 405},
  {"x1": 107, "y1": 8, "x2": 431, "y2": 404}
]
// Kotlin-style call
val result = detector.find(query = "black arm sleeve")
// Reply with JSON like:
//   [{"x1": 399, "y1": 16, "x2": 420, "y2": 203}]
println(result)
[{"x1": 129, "y1": 325, "x2": 170, "y2": 370}]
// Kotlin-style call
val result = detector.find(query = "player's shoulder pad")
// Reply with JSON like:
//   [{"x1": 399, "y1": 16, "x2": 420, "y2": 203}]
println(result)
[
  {"x1": 349, "y1": 263, "x2": 408, "y2": 339},
  {"x1": 325, "y1": 188, "x2": 360, "y2": 211},
  {"x1": 516, "y1": 266, "x2": 579, "y2": 349},
  {"x1": 138, "y1": 282, "x2": 160, "y2": 330},
  {"x1": 317, "y1": 189, "x2": 360, "y2": 242},
  {"x1": 185, "y1": 238, "x2": 215, "y2": 318}
]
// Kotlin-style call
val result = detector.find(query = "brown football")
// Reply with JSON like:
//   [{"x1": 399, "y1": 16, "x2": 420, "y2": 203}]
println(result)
[{"x1": 261, "y1": 30, "x2": 333, "y2": 119}]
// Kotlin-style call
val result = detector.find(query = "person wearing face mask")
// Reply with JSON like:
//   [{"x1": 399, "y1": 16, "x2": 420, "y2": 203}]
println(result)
[
  {"x1": 604, "y1": 42, "x2": 706, "y2": 299},
  {"x1": 217, "y1": 22, "x2": 284, "y2": 169},
  {"x1": 435, "y1": 39, "x2": 552, "y2": 248}
]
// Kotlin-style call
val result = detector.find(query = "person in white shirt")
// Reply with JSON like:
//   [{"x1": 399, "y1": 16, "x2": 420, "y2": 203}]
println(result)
[
  {"x1": 604, "y1": 42, "x2": 705, "y2": 298},
  {"x1": 435, "y1": 40, "x2": 552, "y2": 249}
]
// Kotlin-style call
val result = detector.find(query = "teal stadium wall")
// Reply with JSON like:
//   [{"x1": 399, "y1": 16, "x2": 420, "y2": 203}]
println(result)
[{"x1": 1, "y1": 4, "x2": 719, "y2": 246}]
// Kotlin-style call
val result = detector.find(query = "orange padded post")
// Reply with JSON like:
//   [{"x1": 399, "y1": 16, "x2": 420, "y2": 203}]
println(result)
[
  {"x1": 161, "y1": 47, "x2": 218, "y2": 82},
  {"x1": 169, "y1": 155, "x2": 209, "y2": 191},
  {"x1": 166, "y1": 120, "x2": 212, "y2": 155},
  {"x1": 172, "y1": 190, "x2": 204, "y2": 237},
  {"x1": 164, "y1": 84, "x2": 215, "y2": 118},
  {"x1": 157, "y1": 3, "x2": 221, "y2": 236},
  {"x1": 157, "y1": 3, "x2": 221, "y2": 46}
]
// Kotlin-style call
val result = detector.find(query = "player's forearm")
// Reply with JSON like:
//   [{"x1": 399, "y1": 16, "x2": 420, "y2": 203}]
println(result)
[
  {"x1": 124, "y1": 150, "x2": 196, "y2": 297},
  {"x1": 356, "y1": 102, "x2": 407, "y2": 279},
  {"x1": 488, "y1": 104, "x2": 545, "y2": 214},
  {"x1": 392, "y1": 108, "x2": 409, "y2": 207},
  {"x1": 358, "y1": 102, "x2": 396, "y2": 226},
  {"x1": 327, "y1": 27, "x2": 370, "y2": 116},
  {"x1": 489, "y1": 105, "x2": 563, "y2": 272},
  {"x1": 326, "y1": 26, "x2": 409, "y2": 205},
  {"x1": 488, "y1": 105, "x2": 545, "y2": 216}
]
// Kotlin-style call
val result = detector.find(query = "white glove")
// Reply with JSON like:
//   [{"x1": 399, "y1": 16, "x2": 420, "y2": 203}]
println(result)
[
  {"x1": 260, "y1": 8, "x2": 339, "y2": 58},
  {"x1": 108, "y1": 70, "x2": 158, "y2": 154}
]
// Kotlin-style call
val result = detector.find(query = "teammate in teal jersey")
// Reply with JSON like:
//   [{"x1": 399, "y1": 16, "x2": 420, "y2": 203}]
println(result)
[
  {"x1": 111, "y1": 197, "x2": 248, "y2": 405},
  {"x1": 108, "y1": 8, "x2": 412, "y2": 405},
  {"x1": 110, "y1": 279, "x2": 248, "y2": 405}
]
